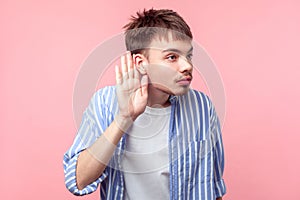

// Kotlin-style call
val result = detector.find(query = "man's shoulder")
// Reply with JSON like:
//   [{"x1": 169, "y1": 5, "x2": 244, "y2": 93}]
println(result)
[
  {"x1": 179, "y1": 89, "x2": 212, "y2": 106},
  {"x1": 95, "y1": 85, "x2": 116, "y2": 94},
  {"x1": 93, "y1": 86, "x2": 116, "y2": 99},
  {"x1": 174, "y1": 89, "x2": 214, "y2": 115},
  {"x1": 89, "y1": 86, "x2": 117, "y2": 109}
]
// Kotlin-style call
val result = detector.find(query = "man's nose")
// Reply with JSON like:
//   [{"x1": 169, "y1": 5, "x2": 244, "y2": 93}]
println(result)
[{"x1": 178, "y1": 56, "x2": 193, "y2": 72}]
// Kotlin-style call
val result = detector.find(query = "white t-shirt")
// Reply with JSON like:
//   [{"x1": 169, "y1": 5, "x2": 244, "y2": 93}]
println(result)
[{"x1": 122, "y1": 106, "x2": 171, "y2": 200}]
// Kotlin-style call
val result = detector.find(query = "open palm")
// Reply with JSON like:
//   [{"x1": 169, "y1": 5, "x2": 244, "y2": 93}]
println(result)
[{"x1": 115, "y1": 52, "x2": 148, "y2": 122}]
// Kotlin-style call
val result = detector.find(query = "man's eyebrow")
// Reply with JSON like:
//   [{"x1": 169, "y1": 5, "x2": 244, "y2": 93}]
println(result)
[{"x1": 162, "y1": 47, "x2": 193, "y2": 54}]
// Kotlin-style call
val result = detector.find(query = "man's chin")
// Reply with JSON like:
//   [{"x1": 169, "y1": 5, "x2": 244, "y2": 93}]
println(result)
[{"x1": 152, "y1": 84, "x2": 190, "y2": 96}]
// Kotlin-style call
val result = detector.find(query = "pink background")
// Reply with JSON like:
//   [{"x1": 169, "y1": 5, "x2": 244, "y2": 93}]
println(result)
[{"x1": 1, "y1": 0, "x2": 300, "y2": 199}]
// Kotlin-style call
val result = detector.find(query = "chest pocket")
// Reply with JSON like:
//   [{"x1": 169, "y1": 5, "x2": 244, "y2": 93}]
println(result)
[
  {"x1": 181, "y1": 140, "x2": 213, "y2": 185},
  {"x1": 175, "y1": 140, "x2": 214, "y2": 199}
]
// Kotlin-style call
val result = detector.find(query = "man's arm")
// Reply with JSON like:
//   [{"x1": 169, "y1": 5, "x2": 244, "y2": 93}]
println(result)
[
  {"x1": 76, "y1": 52, "x2": 148, "y2": 190},
  {"x1": 76, "y1": 116, "x2": 131, "y2": 190},
  {"x1": 211, "y1": 103, "x2": 226, "y2": 199}
]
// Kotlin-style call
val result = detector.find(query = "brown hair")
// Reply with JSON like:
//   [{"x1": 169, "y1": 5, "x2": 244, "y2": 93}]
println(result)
[{"x1": 123, "y1": 8, "x2": 193, "y2": 55}]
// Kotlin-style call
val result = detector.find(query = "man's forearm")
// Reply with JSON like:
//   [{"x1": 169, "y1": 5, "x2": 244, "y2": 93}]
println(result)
[{"x1": 76, "y1": 116, "x2": 132, "y2": 190}]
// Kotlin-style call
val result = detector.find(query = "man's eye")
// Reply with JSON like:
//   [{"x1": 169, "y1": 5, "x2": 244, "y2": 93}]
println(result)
[
  {"x1": 167, "y1": 55, "x2": 177, "y2": 61},
  {"x1": 187, "y1": 54, "x2": 193, "y2": 61}
]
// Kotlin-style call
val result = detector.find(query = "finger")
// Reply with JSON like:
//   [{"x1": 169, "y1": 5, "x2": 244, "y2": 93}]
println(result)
[
  {"x1": 121, "y1": 54, "x2": 127, "y2": 74},
  {"x1": 126, "y1": 52, "x2": 134, "y2": 79},
  {"x1": 115, "y1": 65, "x2": 122, "y2": 85},
  {"x1": 128, "y1": 68, "x2": 134, "y2": 79},
  {"x1": 133, "y1": 67, "x2": 139, "y2": 80},
  {"x1": 121, "y1": 54, "x2": 128, "y2": 79},
  {"x1": 127, "y1": 51, "x2": 133, "y2": 71},
  {"x1": 140, "y1": 75, "x2": 148, "y2": 96},
  {"x1": 132, "y1": 54, "x2": 139, "y2": 79}
]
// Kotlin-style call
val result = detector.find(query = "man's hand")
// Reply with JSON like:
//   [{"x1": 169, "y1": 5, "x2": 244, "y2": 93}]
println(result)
[
  {"x1": 115, "y1": 52, "x2": 148, "y2": 125},
  {"x1": 76, "y1": 52, "x2": 148, "y2": 190}
]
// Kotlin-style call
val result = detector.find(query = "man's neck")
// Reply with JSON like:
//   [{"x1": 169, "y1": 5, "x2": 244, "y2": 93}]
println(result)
[{"x1": 146, "y1": 85, "x2": 171, "y2": 108}]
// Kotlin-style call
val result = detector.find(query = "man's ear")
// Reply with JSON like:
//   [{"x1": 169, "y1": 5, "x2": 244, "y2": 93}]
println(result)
[{"x1": 133, "y1": 53, "x2": 148, "y2": 75}]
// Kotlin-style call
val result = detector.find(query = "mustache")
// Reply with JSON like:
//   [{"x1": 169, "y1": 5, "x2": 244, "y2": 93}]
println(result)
[{"x1": 178, "y1": 72, "x2": 193, "y2": 80}]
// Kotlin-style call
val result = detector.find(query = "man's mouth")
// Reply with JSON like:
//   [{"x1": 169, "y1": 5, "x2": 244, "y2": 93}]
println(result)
[{"x1": 176, "y1": 76, "x2": 192, "y2": 86}]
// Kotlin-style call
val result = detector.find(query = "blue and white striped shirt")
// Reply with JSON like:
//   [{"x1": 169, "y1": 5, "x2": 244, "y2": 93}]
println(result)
[{"x1": 63, "y1": 86, "x2": 226, "y2": 199}]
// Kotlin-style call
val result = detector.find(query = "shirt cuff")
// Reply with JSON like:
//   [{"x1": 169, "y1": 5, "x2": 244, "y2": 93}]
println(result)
[
  {"x1": 64, "y1": 152, "x2": 108, "y2": 196},
  {"x1": 215, "y1": 178, "x2": 226, "y2": 198}
]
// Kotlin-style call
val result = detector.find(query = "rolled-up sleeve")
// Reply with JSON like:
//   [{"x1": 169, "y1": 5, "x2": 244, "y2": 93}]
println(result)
[
  {"x1": 210, "y1": 104, "x2": 226, "y2": 198},
  {"x1": 63, "y1": 90, "x2": 110, "y2": 195}
]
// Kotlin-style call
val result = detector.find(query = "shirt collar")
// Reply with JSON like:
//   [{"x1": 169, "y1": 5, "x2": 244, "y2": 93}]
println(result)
[{"x1": 169, "y1": 95, "x2": 178, "y2": 104}]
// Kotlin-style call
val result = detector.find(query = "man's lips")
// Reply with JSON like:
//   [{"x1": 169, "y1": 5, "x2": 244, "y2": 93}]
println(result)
[{"x1": 177, "y1": 76, "x2": 192, "y2": 85}]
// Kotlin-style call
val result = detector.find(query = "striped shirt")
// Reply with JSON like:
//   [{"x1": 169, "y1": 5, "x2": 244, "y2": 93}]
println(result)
[{"x1": 63, "y1": 86, "x2": 226, "y2": 199}]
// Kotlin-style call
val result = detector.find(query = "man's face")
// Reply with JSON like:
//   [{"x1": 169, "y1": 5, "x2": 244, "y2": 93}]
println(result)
[{"x1": 144, "y1": 37, "x2": 193, "y2": 96}]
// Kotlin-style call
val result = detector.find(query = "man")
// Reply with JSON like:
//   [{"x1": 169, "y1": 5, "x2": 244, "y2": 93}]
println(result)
[{"x1": 64, "y1": 8, "x2": 226, "y2": 200}]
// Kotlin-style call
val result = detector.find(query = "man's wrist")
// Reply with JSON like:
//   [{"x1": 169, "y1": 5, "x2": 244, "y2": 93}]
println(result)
[{"x1": 114, "y1": 114, "x2": 134, "y2": 133}]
